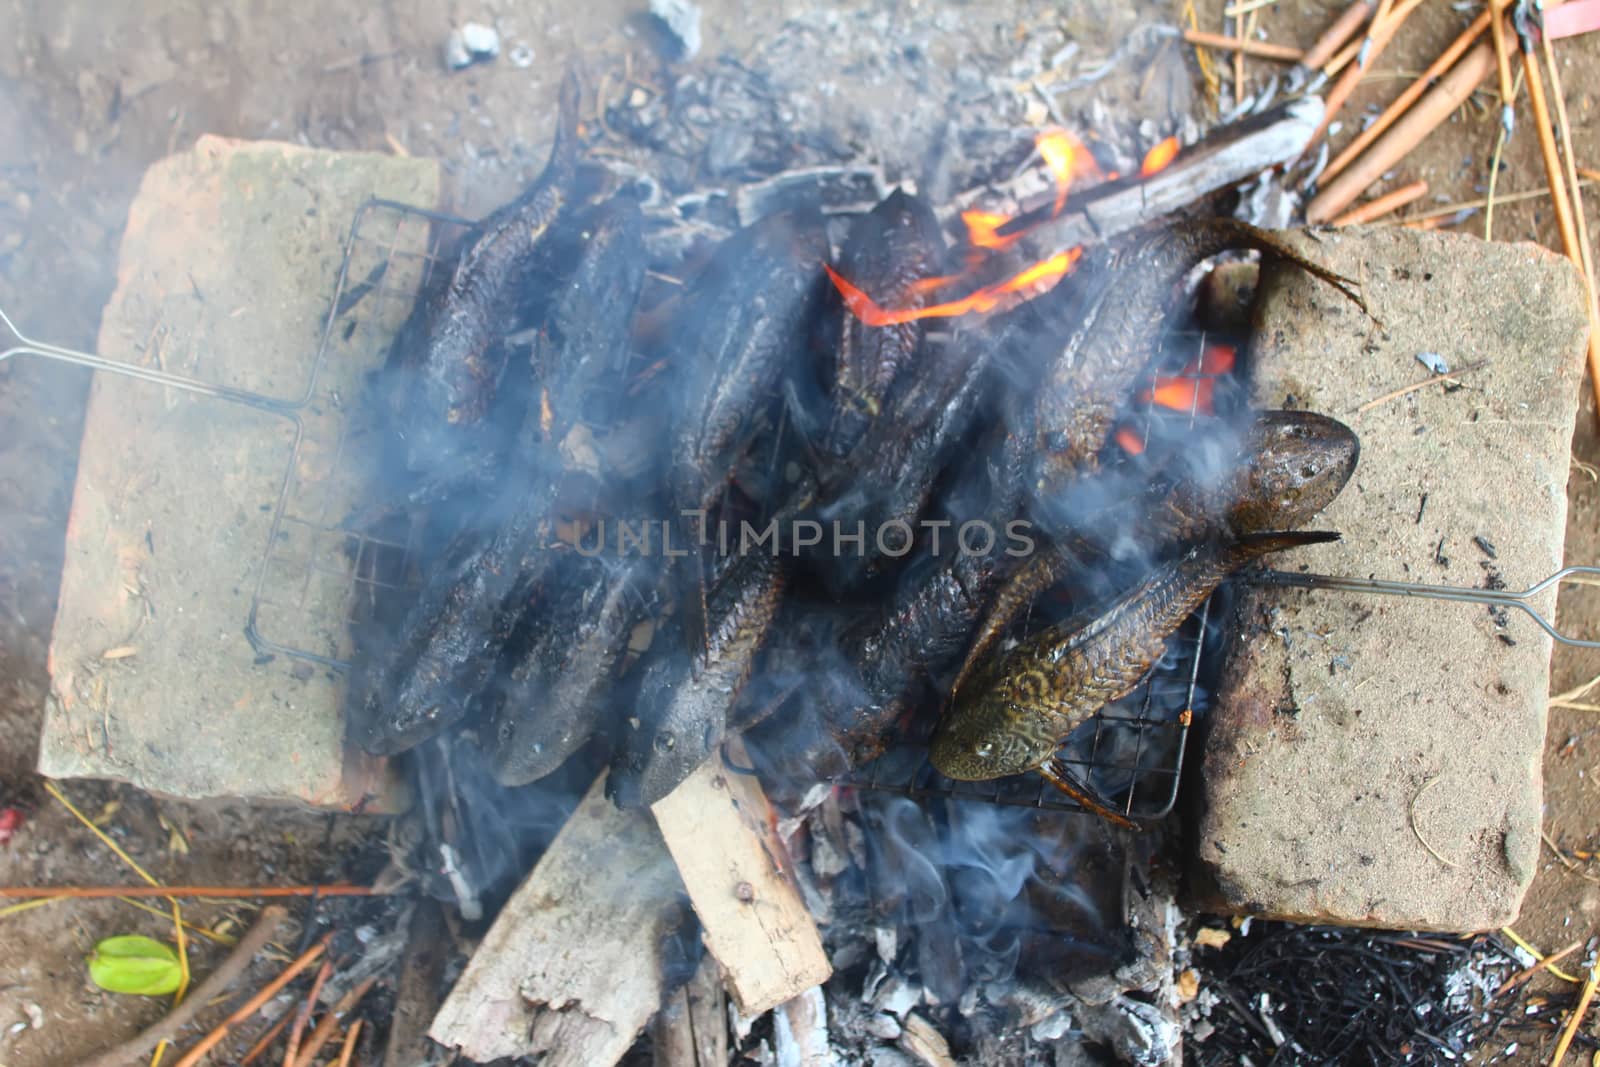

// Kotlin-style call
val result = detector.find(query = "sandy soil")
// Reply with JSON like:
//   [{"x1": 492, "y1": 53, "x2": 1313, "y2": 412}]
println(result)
[{"x1": 0, "y1": 0, "x2": 1596, "y2": 1063}]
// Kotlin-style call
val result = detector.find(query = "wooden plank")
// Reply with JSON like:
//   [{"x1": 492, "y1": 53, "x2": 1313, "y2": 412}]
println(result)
[
  {"x1": 651, "y1": 739, "x2": 832, "y2": 1016},
  {"x1": 429, "y1": 772, "x2": 684, "y2": 1066},
  {"x1": 651, "y1": 955, "x2": 728, "y2": 1067}
]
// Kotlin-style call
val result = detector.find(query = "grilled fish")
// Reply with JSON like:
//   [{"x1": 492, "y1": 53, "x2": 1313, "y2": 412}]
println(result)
[
  {"x1": 607, "y1": 551, "x2": 787, "y2": 808},
  {"x1": 488, "y1": 553, "x2": 658, "y2": 786},
  {"x1": 533, "y1": 195, "x2": 648, "y2": 446},
  {"x1": 669, "y1": 210, "x2": 829, "y2": 521},
  {"x1": 931, "y1": 530, "x2": 1339, "y2": 782},
  {"x1": 821, "y1": 189, "x2": 946, "y2": 459},
  {"x1": 952, "y1": 410, "x2": 1358, "y2": 696},
  {"x1": 1031, "y1": 218, "x2": 1364, "y2": 501},
  {"x1": 756, "y1": 427, "x2": 1029, "y2": 781},
  {"x1": 352, "y1": 480, "x2": 559, "y2": 755},
  {"x1": 393, "y1": 72, "x2": 581, "y2": 476}
]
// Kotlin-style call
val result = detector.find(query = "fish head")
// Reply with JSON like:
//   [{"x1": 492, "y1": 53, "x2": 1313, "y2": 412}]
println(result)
[
  {"x1": 929, "y1": 690, "x2": 1058, "y2": 781},
  {"x1": 608, "y1": 658, "x2": 725, "y2": 809},
  {"x1": 1233, "y1": 410, "x2": 1359, "y2": 530}
]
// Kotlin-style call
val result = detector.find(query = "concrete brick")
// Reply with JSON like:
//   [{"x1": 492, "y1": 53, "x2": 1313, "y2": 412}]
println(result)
[
  {"x1": 39, "y1": 136, "x2": 440, "y2": 809},
  {"x1": 1195, "y1": 227, "x2": 1589, "y2": 930}
]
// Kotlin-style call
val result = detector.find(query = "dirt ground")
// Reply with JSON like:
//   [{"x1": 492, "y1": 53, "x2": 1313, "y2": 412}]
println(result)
[{"x1": 0, "y1": 0, "x2": 1597, "y2": 1064}]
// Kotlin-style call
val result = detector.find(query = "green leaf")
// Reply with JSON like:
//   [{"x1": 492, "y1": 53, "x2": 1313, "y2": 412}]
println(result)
[{"x1": 87, "y1": 935, "x2": 183, "y2": 996}]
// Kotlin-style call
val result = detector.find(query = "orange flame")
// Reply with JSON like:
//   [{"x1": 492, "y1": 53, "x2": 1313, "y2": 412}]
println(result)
[
  {"x1": 829, "y1": 129, "x2": 1105, "y2": 324},
  {"x1": 824, "y1": 248, "x2": 1082, "y2": 326},
  {"x1": 1114, "y1": 425, "x2": 1146, "y2": 455},
  {"x1": 1036, "y1": 129, "x2": 1095, "y2": 215},
  {"x1": 961, "y1": 209, "x2": 1025, "y2": 252},
  {"x1": 1140, "y1": 136, "x2": 1180, "y2": 177}
]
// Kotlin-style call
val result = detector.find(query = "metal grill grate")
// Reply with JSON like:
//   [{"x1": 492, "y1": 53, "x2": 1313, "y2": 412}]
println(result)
[{"x1": 245, "y1": 199, "x2": 473, "y2": 668}]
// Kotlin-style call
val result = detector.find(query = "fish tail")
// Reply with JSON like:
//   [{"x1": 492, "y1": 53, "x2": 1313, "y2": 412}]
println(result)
[
  {"x1": 1186, "y1": 218, "x2": 1370, "y2": 318},
  {"x1": 549, "y1": 69, "x2": 583, "y2": 178},
  {"x1": 1225, "y1": 529, "x2": 1341, "y2": 569},
  {"x1": 1233, "y1": 219, "x2": 1371, "y2": 318}
]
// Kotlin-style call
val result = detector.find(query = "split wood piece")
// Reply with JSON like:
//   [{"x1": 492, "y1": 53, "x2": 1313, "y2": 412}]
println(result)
[
  {"x1": 1305, "y1": 41, "x2": 1493, "y2": 224},
  {"x1": 652, "y1": 955, "x2": 730, "y2": 1067},
  {"x1": 651, "y1": 738, "x2": 831, "y2": 1017},
  {"x1": 382, "y1": 899, "x2": 450, "y2": 1067},
  {"x1": 1010, "y1": 97, "x2": 1323, "y2": 257},
  {"x1": 77, "y1": 906, "x2": 290, "y2": 1067},
  {"x1": 428, "y1": 772, "x2": 683, "y2": 1067},
  {"x1": 1332, "y1": 180, "x2": 1429, "y2": 226},
  {"x1": 1320, "y1": 9, "x2": 1492, "y2": 184},
  {"x1": 1181, "y1": 29, "x2": 1304, "y2": 62},
  {"x1": 899, "y1": 1013, "x2": 958, "y2": 1067},
  {"x1": 772, "y1": 986, "x2": 831, "y2": 1067},
  {"x1": 1298, "y1": 0, "x2": 1377, "y2": 73}
]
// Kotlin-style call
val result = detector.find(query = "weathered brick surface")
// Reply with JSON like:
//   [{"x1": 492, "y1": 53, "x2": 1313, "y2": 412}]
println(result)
[
  {"x1": 39, "y1": 137, "x2": 439, "y2": 808},
  {"x1": 1195, "y1": 227, "x2": 1588, "y2": 930}
]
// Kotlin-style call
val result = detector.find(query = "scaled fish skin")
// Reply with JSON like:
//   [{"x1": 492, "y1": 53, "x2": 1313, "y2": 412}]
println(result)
[
  {"x1": 394, "y1": 71, "x2": 582, "y2": 476},
  {"x1": 930, "y1": 530, "x2": 1339, "y2": 783},
  {"x1": 488, "y1": 554, "x2": 657, "y2": 787},
  {"x1": 668, "y1": 210, "x2": 830, "y2": 521},
  {"x1": 951, "y1": 410, "x2": 1359, "y2": 698},
  {"x1": 352, "y1": 480, "x2": 558, "y2": 756},
  {"x1": 607, "y1": 552, "x2": 786, "y2": 809}
]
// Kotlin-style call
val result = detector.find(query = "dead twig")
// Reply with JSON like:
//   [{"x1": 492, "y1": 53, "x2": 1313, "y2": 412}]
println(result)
[
  {"x1": 1549, "y1": 956, "x2": 1600, "y2": 1065},
  {"x1": 1332, "y1": 179, "x2": 1428, "y2": 226},
  {"x1": 0, "y1": 884, "x2": 379, "y2": 899},
  {"x1": 292, "y1": 975, "x2": 377, "y2": 1067},
  {"x1": 334, "y1": 1019, "x2": 363, "y2": 1067},
  {"x1": 283, "y1": 956, "x2": 333, "y2": 1067},
  {"x1": 239, "y1": 1010, "x2": 297, "y2": 1066},
  {"x1": 1502, "y1": 926, "x2": 1583, "y2": 983},
  {"x1": 1540, "y1": 30, "x2": 1600, "y2": 419},
  {"x1": 1181, "y1": 29, "x2": 1303, "y2": 61},
  {"x1": 79, "y1": 906, "x2": 290, "y2": 1067},
  {"x1": 1394, "y1": 179, "x2": 1598, "y2": 224},
  {"x1": 1312, "y1": 0, "x2": 1425, "y2": 143},
  {"x1": 171, "y1": 932, "x2": 333, "y2": 1067},
  {"x1": 1300, "y1": 0, "x2": 1376, "y2": 73},
  {"x1": 1322, "y1": 10, "x2": 1491, "y2": 183},
  {"x1": 1353, "y1": 359, "x2": 1489, "y2": 414},
  {"x1": 1494, "y1": 940, "x2": 1582, "y2": 998}
]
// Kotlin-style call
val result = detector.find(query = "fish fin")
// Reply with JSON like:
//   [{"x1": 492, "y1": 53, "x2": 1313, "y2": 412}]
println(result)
[
  {"x1": 1038, "y1": 758, "x2": 1140, "y2": 831},
  {"x1": 1225, "y1": 529, "x2": 1341, "y2": 567}
]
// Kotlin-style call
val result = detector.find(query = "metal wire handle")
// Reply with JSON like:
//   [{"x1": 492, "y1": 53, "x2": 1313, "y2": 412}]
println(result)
[
  {"x1": 0, "y1": 304, "x2": 299, "y2": 414},
  {"x1": 1250, "y1": 565, "x2": 1600, "y2": 649}
]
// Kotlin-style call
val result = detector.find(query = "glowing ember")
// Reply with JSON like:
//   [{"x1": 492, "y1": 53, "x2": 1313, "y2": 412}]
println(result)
[
  {"x1": 1114, "y1": 425, "x2": 1146, "y2": 455},
  {"x1": 1195, "y1": 341, "x2": 1236, "y2": 375},
  {"x1": 1140, "y1": 136, "x2": 1180, "y2": 177},
  {"x1": 1138, "y1": 377, "x2": 1215, "y2": 416}
]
